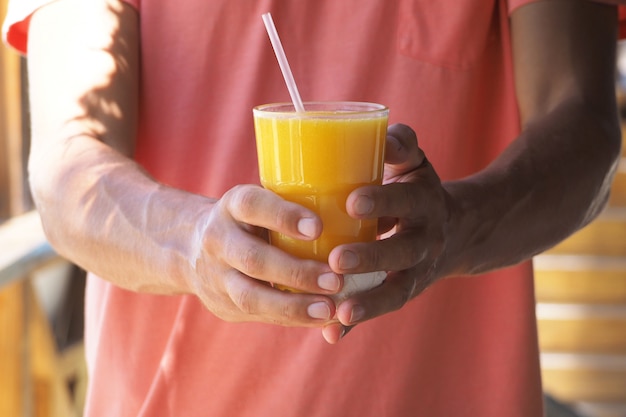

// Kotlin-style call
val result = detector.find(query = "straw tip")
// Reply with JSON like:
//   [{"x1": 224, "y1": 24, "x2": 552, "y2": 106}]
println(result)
[{"x1": 261, "y1": 11, "x2": 306, "y2": 113}]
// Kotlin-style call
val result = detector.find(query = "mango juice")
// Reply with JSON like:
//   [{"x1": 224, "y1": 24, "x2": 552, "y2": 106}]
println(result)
[{"x1": 253, "y1": 102, "x2": 388, "y2": 265}]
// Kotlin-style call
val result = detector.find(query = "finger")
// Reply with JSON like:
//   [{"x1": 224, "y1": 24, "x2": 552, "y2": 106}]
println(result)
[
  {"x1": 224, "y1": 184, "x2": 322, "y2": 240},
  {"x1": 347, "y1": 181, "x2": 429, "y2": 220},
  {"x1": 219, "y1": 226, "x2": 342, "y2": 294},
  {"x1": 385, "y1": 124, "x2": 425, "y2": 172},
  {"x1": 321, "y1": 323, "x2": 354, "y2": 344},
  {"x1": 328, "y1": 229, "x2": 428, "y2": 274},
  {"x1": 222, "y1": 271, "x2": 337, "y2": 326},
  {"x1": 321, "y1": 323, "x2": 343, "y2": 344},
  {"x1": 335, "y1": 270, "x2": 431, "y2": 326}
]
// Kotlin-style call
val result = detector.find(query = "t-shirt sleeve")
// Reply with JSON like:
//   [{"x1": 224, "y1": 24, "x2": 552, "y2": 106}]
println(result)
[
  {"x1": 604, "y1": 1, "x2": 626, "y2": 38},
  {"x1": 508, "y1": 0, "x2": 626, "y2": 39},
  {"x1": 2, "y1": 0, "x2": 139, "y2": 55},
  {"x1": 2, "y1": 0, "x2": 54, "y2": 54}
]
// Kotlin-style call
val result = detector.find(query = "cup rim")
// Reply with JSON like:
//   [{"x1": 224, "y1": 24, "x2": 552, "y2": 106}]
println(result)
[{"x1": 253, "y1": 101, "x2": 388, "y2": 118}]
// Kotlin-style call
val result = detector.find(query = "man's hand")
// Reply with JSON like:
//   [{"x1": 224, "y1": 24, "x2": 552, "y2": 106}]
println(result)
[
  {"x1": 322, "y1": 0, "x2": 622, "y2": 344},
  {"x1": 190, "y1": 184, "x2": 344, "y2": 326},
  {"x1": 322, "y1": 124, "x2": 451, "y2": 343}
]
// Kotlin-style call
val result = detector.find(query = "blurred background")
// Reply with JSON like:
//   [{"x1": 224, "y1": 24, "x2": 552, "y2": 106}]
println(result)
[{"x1": 2, "y1": 3, "x2": 626, "y2": 417}]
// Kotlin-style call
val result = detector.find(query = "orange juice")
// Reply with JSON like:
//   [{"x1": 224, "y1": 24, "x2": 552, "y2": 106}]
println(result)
[{"x1": 253, "y1": 102, "x2": 388, "y2": 266}]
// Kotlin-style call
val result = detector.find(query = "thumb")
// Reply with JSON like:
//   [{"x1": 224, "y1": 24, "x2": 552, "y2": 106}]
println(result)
[{"x1": 385, "y1": 123, "x2": 425, "y2": 170}]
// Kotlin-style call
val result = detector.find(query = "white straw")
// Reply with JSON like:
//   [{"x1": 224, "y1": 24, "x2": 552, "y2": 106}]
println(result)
[{"x1": 261, "y1": 12, "x2": 305, "y2": 113}]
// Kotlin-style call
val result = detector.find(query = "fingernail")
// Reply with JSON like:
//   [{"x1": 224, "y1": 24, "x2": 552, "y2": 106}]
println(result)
[
  {"x1": 298, "y1": 217, "x2": 317, "y2": 238},
  {"x1": 339, "y1": 250, "x2": 359, "y2": 270},
  {"x1": 354, "y1": 195, "x2": 374, "y2": 215},
  {"x1": 350, "y1": 305, "x2": 365, "y2": 323},
  {"x1": 318, "y1": 272, "x2": 340, "y2": 292},
  {"x1": 307, "y1": 302, "x2": 331, "y2": 320}
]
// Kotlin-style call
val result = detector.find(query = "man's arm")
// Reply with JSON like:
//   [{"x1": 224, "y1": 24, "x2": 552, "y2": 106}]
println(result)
[
  {"x1": 329, "y1": 0, "x2": 622, "y2": 329},
  {"x1": 446, "y1": 0, "x2": 621, "y2": 273},
  {"x1": 27, "y1": 0, "x2": 341, "y2": 326}
]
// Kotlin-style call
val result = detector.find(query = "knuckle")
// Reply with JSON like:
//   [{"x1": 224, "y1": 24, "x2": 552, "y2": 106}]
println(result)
[
  {"x1": 202, "y1": 216, "x2": 228, "y2": 257},
  {"x1": 272, "y1": 203, "x2": 293, "y2": 231},
  {"x1": 286, "y1": 265, "x2": 309, "y2": 290},
  {"x1": 365, "y1": 245, "x2": 382, "y2": 270},
  {"x1": 238, "y1": 244, "x2": 266, "y2": 275},
  {"x1": 280, "y1": 301, "x2": 297, "y2": 320},
  {"x1": 228, "y1": 185, "x2": 261, "y2": 220},
  {"x1": 231, "y1": 281, "x2": 256, "y2": 315},
  {"x1": 222, "y1": 237, "x2": 266, "y2": 276},
  {"x1": 407, "y1": 243, "x2": 427, "y2": 265},
  {"x1": 392, "y1": 281, "x2": 414, "y2": 310},
  {"x1": 403, "y1": 184, "x2": 421, "y2": 214}
]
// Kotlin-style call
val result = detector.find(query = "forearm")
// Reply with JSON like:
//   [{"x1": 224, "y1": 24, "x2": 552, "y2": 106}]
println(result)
[
  {"x1": 437, "y1": 0, "x2": 623, "y2": 278},
  {"x1": 443, "y1": 97, "x2": 621, "y2": 276},
  {"x1": 29, "y1": 133, "x2": 215, "y2": 294},
  {"x1": 25, "y1": 0, "x2": 198, "y2": 293}
]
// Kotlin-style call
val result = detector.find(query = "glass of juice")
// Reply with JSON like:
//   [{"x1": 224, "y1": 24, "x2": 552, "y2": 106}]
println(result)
[{"x1": 253, "y1": 101, "x2": 389, "y2": 296}]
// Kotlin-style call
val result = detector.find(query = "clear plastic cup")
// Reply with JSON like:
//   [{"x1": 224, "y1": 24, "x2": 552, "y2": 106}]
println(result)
[{"x1": 253, "y1": 101, "x2": 389, "y2": 297}]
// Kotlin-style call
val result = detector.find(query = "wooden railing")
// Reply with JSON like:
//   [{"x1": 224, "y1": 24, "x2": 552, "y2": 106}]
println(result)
[
  {"x1": 0, "y1": 211, "x2": 86, "y2": 417},
  {"x1": 0, "y1": 0, "x2": 31, "y2": 221},
  {"x1": 534, "y1": 131, "x2": 626, "y2": 417}
]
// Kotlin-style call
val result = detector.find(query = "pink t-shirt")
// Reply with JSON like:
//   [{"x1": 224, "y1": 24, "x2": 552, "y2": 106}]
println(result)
[{"x1": 3, "y1": 1, "x2": 621, "y2": 416}]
